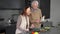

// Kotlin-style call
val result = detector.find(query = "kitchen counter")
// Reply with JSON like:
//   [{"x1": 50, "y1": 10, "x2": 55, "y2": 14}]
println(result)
[
  {"x1": 0, "y1": 23, "x2": 16, "y2": 34},
  {"x1": 29, "y1": 27, "x2": 60, "y2": 34}
]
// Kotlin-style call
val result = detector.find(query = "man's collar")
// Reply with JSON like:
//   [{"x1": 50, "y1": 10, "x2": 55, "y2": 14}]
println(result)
[{"x1": 31, "y1": 8, "x2": 38, "y2": 10}]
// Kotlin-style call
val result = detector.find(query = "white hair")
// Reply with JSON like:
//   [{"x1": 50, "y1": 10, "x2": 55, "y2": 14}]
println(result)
[{"x1": 31, "y1": 1, "x2": 39, "y2": 6}]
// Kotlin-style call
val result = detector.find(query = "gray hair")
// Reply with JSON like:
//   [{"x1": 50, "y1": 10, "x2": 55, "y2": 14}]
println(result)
[{"x1": 31, "y1": 0, "x2": 39, "y2": 6}]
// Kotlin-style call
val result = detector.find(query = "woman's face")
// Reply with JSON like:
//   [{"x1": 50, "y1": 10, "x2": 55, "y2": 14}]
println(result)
[{"x1": 26, "y1": 7, "x2": 31, "y2": 15}]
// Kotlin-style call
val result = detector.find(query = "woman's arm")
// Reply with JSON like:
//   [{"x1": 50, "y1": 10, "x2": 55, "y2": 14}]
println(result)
[{"x1": 16, "y1": 15, "x2": 21, "y2": 29}]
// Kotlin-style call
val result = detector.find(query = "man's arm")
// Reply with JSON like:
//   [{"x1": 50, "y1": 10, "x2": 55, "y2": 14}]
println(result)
[{"x1": 39, "y1": 9, "x2": 42, "y2": 19}]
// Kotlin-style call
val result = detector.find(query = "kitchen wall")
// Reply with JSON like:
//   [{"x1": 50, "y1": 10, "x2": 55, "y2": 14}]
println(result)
[
  {"x1": 0, "y1": 0, "x2": 60, "y2": 26},
  {"x1": 50, "y1": 0, "x2": 60, "y2": 26},
  {"x1": 0, "y1": 0, "x2": 25, "y2": 8},
  {"x1": 0, "y1": 0, "x2": 24, "y2": 23},
  {"x1": 0, "y1": 10, "x2": 19, "y2": 23}
]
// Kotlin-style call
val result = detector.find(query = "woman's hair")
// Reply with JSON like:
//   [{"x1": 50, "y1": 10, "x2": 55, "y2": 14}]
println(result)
[{"x1": 21, "y1": 6, "x2": 30, "y2": 15}]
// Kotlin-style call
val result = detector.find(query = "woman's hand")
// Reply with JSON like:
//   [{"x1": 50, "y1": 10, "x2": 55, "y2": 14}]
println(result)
[
  {"x1": 30, "y1": 24, "x2": 35, "y2": 28},
  {"x1": 25, "y1": 29, "x2": 29, "y2": 32}
]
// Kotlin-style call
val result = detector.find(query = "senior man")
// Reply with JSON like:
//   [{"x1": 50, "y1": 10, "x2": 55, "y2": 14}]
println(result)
[{"x1": 30, "y1": 0, "x2": 42, "y2": 28}]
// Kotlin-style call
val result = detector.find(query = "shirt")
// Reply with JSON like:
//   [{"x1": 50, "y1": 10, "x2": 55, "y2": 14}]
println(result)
[{"x1": 29, "y1": 8, "x2": 42, "y2": 28}]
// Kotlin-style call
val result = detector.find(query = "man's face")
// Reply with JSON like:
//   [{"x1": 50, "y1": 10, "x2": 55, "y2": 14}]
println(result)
[{"x1": 32, "y1": 3, "x2": 38, "y2": 9}]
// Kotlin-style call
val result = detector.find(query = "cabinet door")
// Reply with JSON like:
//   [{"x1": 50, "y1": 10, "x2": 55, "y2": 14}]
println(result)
[{"x1": 40, "y1": 0, "x2": 50, "y2": 19}]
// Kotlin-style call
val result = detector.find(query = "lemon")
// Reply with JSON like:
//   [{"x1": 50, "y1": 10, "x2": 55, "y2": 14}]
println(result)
[{"x1": 34, "y1": 32, "x2": 39, "y2": 34}]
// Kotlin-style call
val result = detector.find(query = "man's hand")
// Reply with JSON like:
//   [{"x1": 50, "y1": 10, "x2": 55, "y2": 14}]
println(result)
[{"x1": 35, "y1": 19, "x2": 40, "y2": 23}]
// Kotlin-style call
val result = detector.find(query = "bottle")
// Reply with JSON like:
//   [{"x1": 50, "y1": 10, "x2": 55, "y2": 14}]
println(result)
[
  {"x1": 8, "y1": 18, "x2": 11, "y2": 26},
  {"x1": 8, "y1": 18, "x2": 11, "y2": 23}
]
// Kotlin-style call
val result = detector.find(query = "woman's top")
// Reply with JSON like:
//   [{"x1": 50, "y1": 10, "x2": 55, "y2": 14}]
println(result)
[{"x1": 15, "y1": 15, "x2": 29, "y2": 34}]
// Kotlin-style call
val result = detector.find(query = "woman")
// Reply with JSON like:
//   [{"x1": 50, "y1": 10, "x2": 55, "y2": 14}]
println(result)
[{"x1": 15, "y1": 6, "x2": 31, "y2": 34}]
